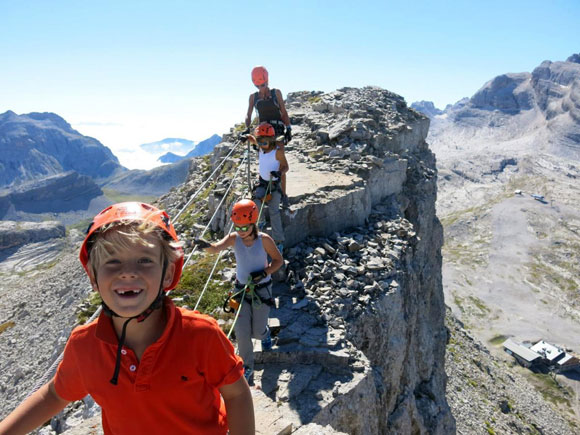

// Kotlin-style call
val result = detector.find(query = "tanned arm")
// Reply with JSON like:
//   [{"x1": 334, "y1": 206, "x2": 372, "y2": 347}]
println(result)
[
  {"x1": 204, "y1": 233, "x2": 236, "y2": 255},
  {"x1": 262, "y1": 235, "x2": 283, "y2": 274},
  {"x1": 219, "y1": 376, "x2": 255, "y2": 435},
  {"x1": 0, "y1": 380, "x2": 70, "y2": 435},
  {"x1": 276, "y1": 148, "x2": 289, "y2": 174}
]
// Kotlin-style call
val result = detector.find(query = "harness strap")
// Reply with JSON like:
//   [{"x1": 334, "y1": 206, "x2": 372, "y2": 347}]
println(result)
[
  {"x1": 258, "y1": 176, "x2": 282, "y2": 192},
  {"x1": 230, "y1": 280, "x2": 274, "y2": 307},
  {"x1": 235, "y1": 279, "x2": 272, "y2": 290}
]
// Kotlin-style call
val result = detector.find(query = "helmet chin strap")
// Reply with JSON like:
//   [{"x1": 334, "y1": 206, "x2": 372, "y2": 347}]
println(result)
[{"x1": 95, "y1": 258, "x2": 169, "y2": 385}]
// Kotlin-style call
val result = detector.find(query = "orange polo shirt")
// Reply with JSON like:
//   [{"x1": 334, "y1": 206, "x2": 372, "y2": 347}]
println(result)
[{"x1": 54, "y1": 298, "x2": 244, "y2": 434}]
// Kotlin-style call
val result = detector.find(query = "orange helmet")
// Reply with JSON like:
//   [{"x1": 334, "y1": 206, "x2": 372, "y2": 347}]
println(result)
[
  {"x1": 254, "y1": 122, "x2": 275, "y2": 138},
  {"x1": 251, "y1": 66, "x2": 268, "y2": 86},
  {"x1": 231, "y1": 199, "x2": 258, "y2": 225},
  {"x1": 79, "y1": 202, "x2": 183, "y2": 291}
]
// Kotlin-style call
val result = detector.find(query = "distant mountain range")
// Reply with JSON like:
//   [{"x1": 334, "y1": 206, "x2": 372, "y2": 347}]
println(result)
[
  {"x1": 0, "y1": 111, "x2": 125, "y2": 187},
  {"x1": 154, "y1": 134, "x2": 222, "y2": 163},
  {"x1": 140, "y1": 138, "x2": 195, "y2": 156},
  {"x1": 412, "y1": 53, "x2": 580, "y2": 161},
  {"x1": 0, "y1": 111, "x2": 221, "y2": 221}
]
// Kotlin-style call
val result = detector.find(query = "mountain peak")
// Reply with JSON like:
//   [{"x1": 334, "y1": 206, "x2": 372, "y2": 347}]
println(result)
[
  {"x1": 0, "y1": 111, "x2": 124, "y2": 187},
  {"x1": 26, "y1": 112, "x2": 73, "y2": 132},
  {"x1": 411, "y1": 101, "x2": 443, "y2": 118}
]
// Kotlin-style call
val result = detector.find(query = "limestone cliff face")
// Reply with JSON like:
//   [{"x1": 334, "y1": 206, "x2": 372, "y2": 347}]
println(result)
[
  {"x1": 162, "y1": 87, "x2": 454, "y2": 433},
  {"x1": 0, "y1": 171, "x2": 103, "y2": 218},
  {"x1": 0, "y1": 221, "x2": 65, "y2": 251}
]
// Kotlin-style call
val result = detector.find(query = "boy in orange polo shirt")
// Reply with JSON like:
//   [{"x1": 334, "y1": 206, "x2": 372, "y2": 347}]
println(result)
[{"x1": 0, "y1": 202, "x2": 254, "y2": 435}]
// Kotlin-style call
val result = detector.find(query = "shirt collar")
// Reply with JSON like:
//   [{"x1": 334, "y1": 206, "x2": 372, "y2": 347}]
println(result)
[{"x1": 94, "y1": 297, "x2": 177, "y2": 346}]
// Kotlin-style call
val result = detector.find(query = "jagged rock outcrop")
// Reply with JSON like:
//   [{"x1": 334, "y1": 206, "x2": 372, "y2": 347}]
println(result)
[
  {"x1": 411, "y1": 101, "x2": 444, "y2": 118},
  {"x1": 471, "y1": 73, "x2": 535, "y2": 112},
  {"x1": 0, "y1": 171, "x2": 102, "y2": 218},
  {"x1": 0, "y1": 111, "x2": 124, "y2": 187},
  {"x1": 429, "y1": 54, "x2": 580, "y2": 161},
  {"x1": 0, "y1": 221, "x2": 65, "y2": 251}
]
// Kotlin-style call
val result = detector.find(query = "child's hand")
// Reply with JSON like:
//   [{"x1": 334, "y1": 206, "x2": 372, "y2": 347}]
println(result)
[
  {"x1": 284, "y1": 126, "x2": 292, "y2": 142},
  {"x1": 194, "y1": 238, "x2": 211, "y2": 249}
]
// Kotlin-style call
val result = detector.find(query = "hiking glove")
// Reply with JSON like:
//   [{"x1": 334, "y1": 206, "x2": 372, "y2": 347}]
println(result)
[
  {"x1": 284, "y1": 126, "x2": 292, "y2": 142},
  {"x1": 270, "y1": 170, "x2": 282, "y2": 179},
  {"x1": 193, "y1": 238, "x2": 211, "y2": 249},
  {"x1": 239, "y1": 127, "x2": 250, "y2": 142},
  {"x1": 250, "y1": 270, "x2": 267, "y2": 282}
]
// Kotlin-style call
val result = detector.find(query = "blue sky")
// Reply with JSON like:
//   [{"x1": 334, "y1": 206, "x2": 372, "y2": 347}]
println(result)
[{"x1": 1, "y1": 0, "x2": 579, "y2": 169}]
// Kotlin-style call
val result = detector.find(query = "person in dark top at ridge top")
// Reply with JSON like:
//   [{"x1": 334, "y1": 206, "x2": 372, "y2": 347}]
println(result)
[{"x1": 245, "y1": 66, "x2": 291, "y2": 208}]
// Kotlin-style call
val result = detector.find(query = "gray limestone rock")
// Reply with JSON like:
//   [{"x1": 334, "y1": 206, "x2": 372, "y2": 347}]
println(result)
[{"x1": 0, "y1": 221, "x2": 65, "y2": 250}]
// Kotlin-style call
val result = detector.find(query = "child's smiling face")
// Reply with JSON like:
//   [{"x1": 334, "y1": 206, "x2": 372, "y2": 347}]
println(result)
[{"x1": 90, "y1": 231, "x2": 175, "y2": 318}]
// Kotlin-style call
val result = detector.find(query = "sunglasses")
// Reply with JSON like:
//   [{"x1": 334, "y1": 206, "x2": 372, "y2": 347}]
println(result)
[
  {"x1": 234, "y1": 225, "x2": 251, "y2": 232},
  {"x1": 256, "y1": 83, "x2": 266, "y2": 88},
  {"x1": 257, "y1": 139, "x2": 273, "y2": 147}
]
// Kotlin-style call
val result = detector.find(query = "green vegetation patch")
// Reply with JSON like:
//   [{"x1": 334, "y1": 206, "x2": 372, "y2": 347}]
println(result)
[
  {"x1": 102, "y1": 188, "x2": 156, "y2": 204},
  {"x1": 66, "y1": 218, "x2": 93, "y2": 235},
  {"x1": 489, "y1": 334, "x2": 509, "y2": 346},
  {"x1": 468, "y1": 295, "x2": 490, "y2": 314},
  {"x1": 453, "y1": 293, "x2": 466, "y2": 313},
  {"x1": 484, "y1": 421, "x2": 496, "y2": 435},
  {"x1": 232, "y1": 123, "x2": 248, "y2": 134},
  {"x1": 173, "y1": 253, "x2": 234, "y2": 318},
  {"x1": 76, "y1": 292, "x2": 103, "y2": 324},
  {"x1": 0, "y1": 321, "x2": 16, "y2": 335},
  {"x1": 529, "y1": 373, "x2": 573, "y2": 408}
]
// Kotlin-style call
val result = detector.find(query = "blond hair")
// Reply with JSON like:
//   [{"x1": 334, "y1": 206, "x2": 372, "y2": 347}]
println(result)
[{"x1": 87, "y1": 220, "x2": 183, "y2": 273}]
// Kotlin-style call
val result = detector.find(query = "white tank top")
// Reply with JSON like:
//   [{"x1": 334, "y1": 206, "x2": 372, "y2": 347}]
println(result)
[{"x1": 259, "y1": 146, "x2": 280, "y2": 181}]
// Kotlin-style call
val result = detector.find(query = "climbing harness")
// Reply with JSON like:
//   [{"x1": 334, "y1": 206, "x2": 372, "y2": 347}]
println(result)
[
  {"x1": 224, "y1": 278, "x2": 274, "y2": 339},
  {"x1": 252, "y1": 177, "x2": 276, "y2": 202}
]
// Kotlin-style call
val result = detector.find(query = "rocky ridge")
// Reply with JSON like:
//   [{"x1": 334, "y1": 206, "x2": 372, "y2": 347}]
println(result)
[
  {"x1": 1, "y1": 87, "x2": 455, "y2": 434},
  {"x1": 0, "y1": 221, "x2": 65, "y2": 251},
  {"x1": 428, "y1": 54, "x2": 580, "y2": 163}
]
